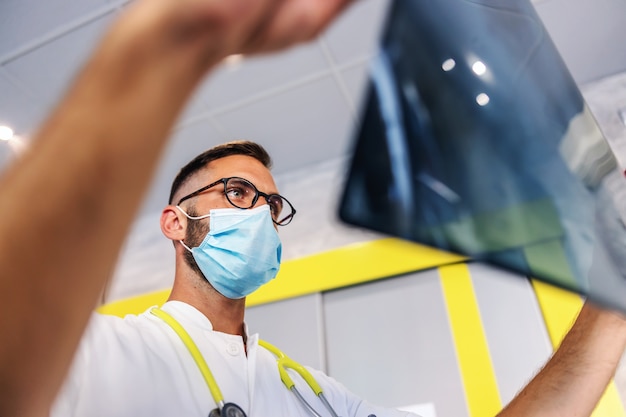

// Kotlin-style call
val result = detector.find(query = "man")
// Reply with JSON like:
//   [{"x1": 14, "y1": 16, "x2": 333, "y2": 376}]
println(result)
[
  {"x1": 1, "y1": 0, "x2": 626, "y2": 416},
  {"x1": 51, "y1": 140, "x2": 420, "y2": 416}
]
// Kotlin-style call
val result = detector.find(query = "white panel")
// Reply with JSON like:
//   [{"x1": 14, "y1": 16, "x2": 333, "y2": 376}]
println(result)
[
  {"x1": 176, "y1": 78, "x2": 213, "y2": 126},
  {"x1": 323, "y1": 270, "x2": 469, "y2": 416},
  {"x1": 534, "y1": 0, "x2": 626, "y2": 83},
  {"x1": 4, "y1": 14, "x2": 115, "y2": 115},
  {"x1": 246, "y1": 294, "x2": 326, "y2": 371},
  {"x1": 213, "y1": 75, "x2": 354, "y2": 175},
  {"x1": 0, "y1": 0, "x2": 110, "y2": 57},
  {"x1": 468, "y1": 263, "x2": 552, "y2": 406},
  {"x1": 0, "y1": 69, "x2": 42, "y2": 175},
  {"x1": 194, "y1": 42, "x2": 329, "y2": 112},
  {"x1": 338, "y1": 63, "x2": 370, "y2": 115},
  {"x1": 322, "y1": 0, "x2": 390, "y2": 67},
  {"x1": 106, "y1": 212, "x2": 174, "y2": 302},
  {"x1": 0, "y1": 69, "x2": 46, "y2": 136}
]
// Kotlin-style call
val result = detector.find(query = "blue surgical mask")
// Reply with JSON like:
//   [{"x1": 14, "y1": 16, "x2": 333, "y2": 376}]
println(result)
[{"x1": 176, "y1": 204, "x2": 282, "y2": 299}]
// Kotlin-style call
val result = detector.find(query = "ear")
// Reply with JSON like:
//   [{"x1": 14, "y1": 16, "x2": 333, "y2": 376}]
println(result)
[{"x1": 161, "y1": 205, "x2": 186, "y2": 241}]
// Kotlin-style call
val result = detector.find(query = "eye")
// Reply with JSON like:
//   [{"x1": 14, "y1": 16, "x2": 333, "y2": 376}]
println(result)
[
  {"x1": 224, "y1": 178, "x2": 256, "y2": 206},
  {"x1": 225, "y1": 185, "x2": 247, "y2": 202}
]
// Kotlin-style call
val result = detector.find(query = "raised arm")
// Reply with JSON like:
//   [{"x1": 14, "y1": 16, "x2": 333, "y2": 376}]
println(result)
[
  {"x1": 0, "y1": 1, "x2": 351, "y2": 416},
  {"x1": 498, "y1": 301, "x2": 626, "y2": 416}
]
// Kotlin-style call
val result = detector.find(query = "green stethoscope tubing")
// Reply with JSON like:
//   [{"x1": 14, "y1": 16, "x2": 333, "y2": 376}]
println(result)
[{"x1": 151, "y1": 307, "x2": 340, "y2": 417}]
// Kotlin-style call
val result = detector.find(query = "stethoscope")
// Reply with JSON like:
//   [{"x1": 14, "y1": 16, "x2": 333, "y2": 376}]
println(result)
[{"x1": 151, "y1": 307, "x2": 341, "y2": 417}]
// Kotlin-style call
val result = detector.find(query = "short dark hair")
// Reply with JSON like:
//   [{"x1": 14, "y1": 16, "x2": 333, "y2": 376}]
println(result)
[{"x1": 168, "y1": 140, "x2": 273, "y2": 204}]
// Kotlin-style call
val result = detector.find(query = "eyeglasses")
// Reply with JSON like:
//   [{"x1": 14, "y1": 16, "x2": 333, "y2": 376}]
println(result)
[{"x1": 177, "y1": 177, "x2": 296, "y2": 226}]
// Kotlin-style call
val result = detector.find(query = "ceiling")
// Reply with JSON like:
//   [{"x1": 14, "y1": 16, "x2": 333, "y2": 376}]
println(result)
[
  {"x1": 0, "y1": 0, "x2": 391, "y2": 218},
  {"x1": 2, "y1": 0, "x2": 626, "y2": 218},
  {"x1": 2, "y1": 0, "x2": 626, "y2": 300}
]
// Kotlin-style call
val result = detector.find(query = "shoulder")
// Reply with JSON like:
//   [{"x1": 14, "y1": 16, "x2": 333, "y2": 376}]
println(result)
[
  {"x1": 81, "y1": 307, "x2": 163, "y2": 348},
  {"x1": 61, "y1": 305, "x2": 188, "y2": 381},
  {"x1": 50, "y1": 307, "x2": 183, "y2": 417},
  {"x1": 53, "y1": 301, "x2": 242, "y2": 417}
]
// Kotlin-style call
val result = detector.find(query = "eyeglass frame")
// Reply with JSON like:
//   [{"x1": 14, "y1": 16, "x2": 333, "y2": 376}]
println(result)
[{"x1": 176, "y1": 176, "x2": 296, "y2": 226}]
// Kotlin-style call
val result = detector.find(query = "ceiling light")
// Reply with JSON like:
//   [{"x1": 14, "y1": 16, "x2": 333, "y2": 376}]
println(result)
[
  {"x1": 442, "y1": 58, "x2": 456, "y2": 72},
  {"x1": 472, "y1": 61, "x2": 487, "y2": 76},
  {"x1": 223, "y1": 54, "x2": 244, "y2": 68},
  {"x1": 0, "y1": 126, "x2": 14, "y2": 141},
  {"x1": 476, "y1": 93, "x2": 490, "y2": 106}
]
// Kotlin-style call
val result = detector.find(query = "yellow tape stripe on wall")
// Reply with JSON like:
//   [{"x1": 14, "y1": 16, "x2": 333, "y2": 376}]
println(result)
[
  {"x1": 532, "y1": 280, "x2": 626, "y2": 417},
  {"x1": 98, "y1": 237, "x2": 467, "y2": 316},
  {"x1": 247, "y1": 237, "x2": 466, "y2": 306},
  {"x1": 439, "y1": 263, "x2": 502, "y2": 417}
]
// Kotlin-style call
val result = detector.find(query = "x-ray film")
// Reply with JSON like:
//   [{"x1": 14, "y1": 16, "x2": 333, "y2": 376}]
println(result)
[{"x1": 339, "y1": 0, "x2": 626, "y2": 312}]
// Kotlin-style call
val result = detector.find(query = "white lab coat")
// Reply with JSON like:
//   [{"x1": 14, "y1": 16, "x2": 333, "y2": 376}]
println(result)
[{"x1": 51, "y1": 301, "x2": 418, "y2": 417}]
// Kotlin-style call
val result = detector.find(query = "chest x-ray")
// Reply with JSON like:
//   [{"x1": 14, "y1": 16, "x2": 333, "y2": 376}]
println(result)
[{"x1": 339, "y1": 0, "x2": 626, "y2": 313}]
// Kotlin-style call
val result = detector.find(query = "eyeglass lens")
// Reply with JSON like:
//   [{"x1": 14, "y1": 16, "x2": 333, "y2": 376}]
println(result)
[{"x1": 224, "y1": 178, "x2": 293, "y2": 225}]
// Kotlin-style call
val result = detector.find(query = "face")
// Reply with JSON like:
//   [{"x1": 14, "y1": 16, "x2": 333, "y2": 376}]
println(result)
[{"x1": 175, "y1": 155, "x2": 280, "y2": 272}]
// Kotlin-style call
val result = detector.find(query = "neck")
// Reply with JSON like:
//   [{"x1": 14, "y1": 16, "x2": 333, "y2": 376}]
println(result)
[{"x1": 168, "y1": 274, "x2": 246, "y2": 337}]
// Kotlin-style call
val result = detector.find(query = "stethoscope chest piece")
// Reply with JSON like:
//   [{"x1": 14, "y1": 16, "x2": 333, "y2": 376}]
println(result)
[{"x1": 208, "y1": 402, "x2": 247, "y2": 417}]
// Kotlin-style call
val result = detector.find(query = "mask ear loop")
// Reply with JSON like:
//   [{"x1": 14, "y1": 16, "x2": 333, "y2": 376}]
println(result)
[
  {"x1": 175, "y1": 205, "x2": 211, "y2": 220},
  {"x1": 178, "y1": 240, "x2": 193, "y2": 252},
  {"x1": 175, "y1": 205, "x2": 211, "y2": 252}
]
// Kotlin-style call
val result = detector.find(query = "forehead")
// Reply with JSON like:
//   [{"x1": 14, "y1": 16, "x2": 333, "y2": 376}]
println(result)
[{"x1": 180, "y1": 155, "x2": 278, "y2": 198}]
